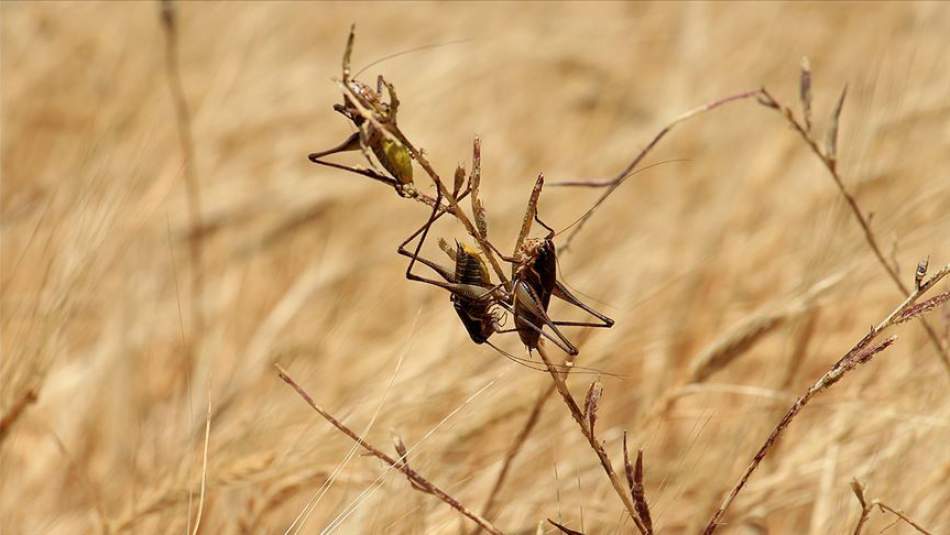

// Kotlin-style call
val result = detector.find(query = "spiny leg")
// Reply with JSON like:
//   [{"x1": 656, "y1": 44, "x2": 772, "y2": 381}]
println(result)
[
  {"x1": 550, "y1": 281, "x2": 614, "y2": 328},
  {"x1": 309, "y1": 131, "x2": 360, "y2": 160},
  {"x1": 537, "y1": 208, "x2": 613, "y2": 328},
  {"x1": 308, "y1": 129, "x2": 400, "y2": 188},
  {"x1": 495, "y1": 298, "x2": 579, "y2": 356},
  {"x1": 396, "y1": 189, "x2": 474, "y2": 281},
  {"x1": 308, "y1": 155, "x2": 397, "y2": 188},
  {"x1": 403, "y1": 188, "x2": 458, "y2": 289},
  {"x1": 535, "y1": 212, "x2": 556, "y2": 238},
  {"x1": 402, "y1": 189, "x2": 493, "y2": 299}
]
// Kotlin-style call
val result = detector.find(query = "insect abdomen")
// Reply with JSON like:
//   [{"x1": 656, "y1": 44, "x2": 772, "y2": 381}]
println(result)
[{"x1": 454, "y1": 244, "x2": 491, "y2": 287}]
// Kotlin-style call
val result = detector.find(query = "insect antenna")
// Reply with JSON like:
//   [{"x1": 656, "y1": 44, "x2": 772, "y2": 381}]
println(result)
[
  {"x1": 547, "y1": 158, "x2": 689, "y2": 189},
  {"x1": 549, "y1": 159, "x2": 690, "y2": 240},
  {"x1": 353, "y1": 39, "x2": 474, "y2": 78},
  {"x1": 485, "y1": 341, "x2": 624, "y2": 378}
]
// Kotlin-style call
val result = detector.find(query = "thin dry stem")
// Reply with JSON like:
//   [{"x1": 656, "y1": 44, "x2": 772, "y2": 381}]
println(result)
[
  {"x1": 159, "y1": 0, "x2": 204, "y2": 343},
  {"x1": 851, "y1": 479, "x2": 871, "y2": 535},
  {"x1": 650, "y1": 274, "x2": 839, "y2": 419},
  {"x1": 274, "y1": 364, "x2": 504, "y2": 535},
  {"x1": 873, "y1": 502, "x2": 934, "y2": 535},
  {"x1": 702, "y1": 264, "x2": 950, "y2": 534},
  {"x1": 190, "y1": 392, "x2": 212, "y2": 535},
  {"x1": 757, "y1": 87, "x2": 950, "y2": 375},
  {"x1": 551, "y1": 89, "x2": 763, "y2": 250},
  {"x1": 851, "y1": 479, "x2": 934, "y2": 535},
  {"x1": 702, "y1": 337, "x2": 897, "y2": 535},
  {"x1": 535, "y1": 344, "x2": 648, "y2": 535}
]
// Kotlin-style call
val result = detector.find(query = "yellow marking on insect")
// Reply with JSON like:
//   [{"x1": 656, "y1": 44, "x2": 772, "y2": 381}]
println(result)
[
  {"x1": 458, "y1": 242, "x2": 492, "y2": 285},
  {"x1": 381, "y1": 138, "x2": 413, "y2": 185}
]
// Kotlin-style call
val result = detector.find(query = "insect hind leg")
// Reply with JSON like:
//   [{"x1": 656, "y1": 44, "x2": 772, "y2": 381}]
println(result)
[
  {"x1": 495, "y1": 301, "x2": 579, "y2": 356},
  {"x1": 550, "y1": 281, "x2": 614, "y2": 328}
]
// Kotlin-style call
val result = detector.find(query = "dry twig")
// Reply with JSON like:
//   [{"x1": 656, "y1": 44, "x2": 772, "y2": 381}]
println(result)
[
  {"x1": 535, "y1": 344, "x2": 649, "y2": 535},
  {"x1": 549, "y1": 90, "x2": 763, "y2": 250},
  {"x1": 159, "y1": 0, "x2": 204, "y2": 343},
  {"x1": 757, "y1": 84, "x2": 950, "y2": 375},
  {"x1": 702, "y1": 263, "x2": 950, "y2": 534},
  {"x1": 189, "y1": 392, "x2": 212, "y2": 535},
  {"x1": 274, "y1": 364, "x2": 504, "y2": 535},
  {"x1": 850, "y1": 479, "x2": 934, "y2": 535}
]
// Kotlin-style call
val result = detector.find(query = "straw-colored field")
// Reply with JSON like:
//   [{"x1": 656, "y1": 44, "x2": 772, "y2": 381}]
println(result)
[{"x1": 2, "y1": 2, "x2": 948, "y2": 533}]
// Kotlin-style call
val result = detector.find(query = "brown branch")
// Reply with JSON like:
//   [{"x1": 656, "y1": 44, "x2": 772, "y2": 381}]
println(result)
[
  {"x1": 757, "y1": 87, "x2": 950, "y2": 376},
  {"x1": 535, "y1": 344, "x2": 649, "y2": 535},
  {"x1": 702, "y1": 264, "x2": 950, "y2": 534},
  {"x1": 274, "y1": 365, "x2": 504, "y2": 535},
  {"x1": 873, "y1": 502, "x2": 934, "y2": 535},
  {"x1": 850, "y1": 479, "x2": 872, "y2": 535},
  {"x1": 851, "y1": 479, "x2": 934, "y2": 535},
  {"x1": 550, "y1": 89, "x2": 762, "y2": 251},
  {"x1": 159, "y1": 0, "x2": 204, "y2": 342}
]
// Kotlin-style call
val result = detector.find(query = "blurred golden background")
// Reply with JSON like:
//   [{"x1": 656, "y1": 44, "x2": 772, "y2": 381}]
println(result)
[{"x1": 2, "y1": 2, "x2": 948, "y2": 533}]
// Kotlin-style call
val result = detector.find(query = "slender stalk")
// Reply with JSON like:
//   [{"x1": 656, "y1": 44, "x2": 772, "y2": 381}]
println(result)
[
  {"x1": 159, "y1": 0, "x2": 204, "y2": 343},
  {"x1": 702, "y1": 265, "x2": 949, "y2": 534},
  {"x1": 851, "y1": 479, "x2": 934, "y2": 535},
  {"x1": 551, "y1": 90, "x2": 763, "y2": 251},
  {"x1": 535, "y1": 344, "x2": 649, "y2": 535},
  {"x1": 757, "y1": 88, "x2": 950, "y2": 376},
  {"x1": 873, "y1": 502, "x2": 934, "y2": 535},
  {"x1": 275, "y1": 365, "x2": 504, "y2": 535}
]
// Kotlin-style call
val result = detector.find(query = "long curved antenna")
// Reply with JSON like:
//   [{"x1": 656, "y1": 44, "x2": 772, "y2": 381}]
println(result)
[
  {"x1": 550, "y1": 159, "x2": 689, "y2": 240},
  {"x1": 485, "y1": 341, "x2": 622, "y2": 378},
  {"x1": 354, "y1": 39, "x2": 473, "y2": 78},
  {"x1": 548, "y1": 158, "x2": 689, "y2": 188}
]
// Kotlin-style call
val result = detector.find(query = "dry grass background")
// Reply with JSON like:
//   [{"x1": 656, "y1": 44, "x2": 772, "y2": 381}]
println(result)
[{"x1": 2, "y1": 2, "x2": 949, "y2": 534}]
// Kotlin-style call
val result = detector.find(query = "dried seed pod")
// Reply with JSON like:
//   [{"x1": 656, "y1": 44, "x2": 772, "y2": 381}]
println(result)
[
  {"x1": 583, "y1": 381, "x2": 604, "y2": 433},
  {"x1": 915, "y1": 257, "x2": 929, "y2": 290},
  {"x1": 453, "y1": 163, "x2": 466, "y2": 197},
  {"x1": 825, "y1": 84, "x2": 848, "y2": 169},
  {"x1": 392, "y1": 433, "x2": 409, "y2": 465},
  {"x1": 800, "y1": 57, "x2": 812, "y2": 132}
]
